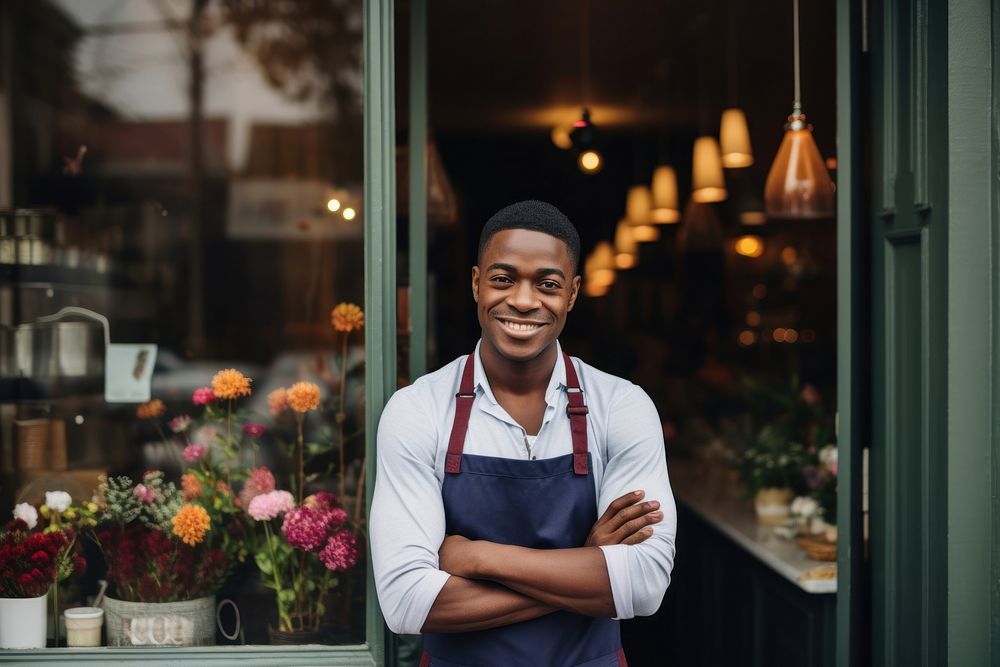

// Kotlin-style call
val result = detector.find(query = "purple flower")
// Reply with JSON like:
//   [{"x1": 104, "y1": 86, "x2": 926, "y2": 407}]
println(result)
[
  {"x1": 134, "y1": 484, "x2": 155, "y2": 504},
  {"x1": 319, "y1": 529, "x2": 358, "y2": 571},
  {"x1": 282, "y1": 508, "x2": 336, "y2": 552},
  {"x1": 169, "y1": 415, "x2": 192, "y2": 433},
  {"x1": 192, "y1": 387, "x2": 216, "y2": 405},
  {"x1": 183, "y1": 443, "x2": 207, "y2": 463},
  {"x1": 247, "y1": 490, "x2": 295, "y2": 521},
  {"x1": 303, "y1": 491, "x2": 339, "y2": 510},
  {"x1": 242, "y1": 422, "x2": 266, "y2": 439}
]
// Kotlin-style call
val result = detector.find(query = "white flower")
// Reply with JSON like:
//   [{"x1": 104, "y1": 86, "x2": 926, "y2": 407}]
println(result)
[
  {"x1": 13, "y1": 502, "x2": 38, "y2": 529},
  {"x1": 44, "y1": 490, "x2": 72, "y2": 513},
  {"x1": 819, "y1": 445, "x2": 838, "y2": 470},
  {"x1": 790, "y1": 495, "x2": 819, "y2": 518}
]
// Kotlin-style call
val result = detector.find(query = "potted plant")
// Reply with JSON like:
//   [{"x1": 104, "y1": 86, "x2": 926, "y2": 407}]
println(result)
[
  {"x1": 249, "y1": 381, "x2": 360, "y2": 643},
  {"x1": 739, "y1": 427, "x2": 808, "y2": 523},
  {"x1": 1, "y1": 493, "x2": 87, "y2": 649}
]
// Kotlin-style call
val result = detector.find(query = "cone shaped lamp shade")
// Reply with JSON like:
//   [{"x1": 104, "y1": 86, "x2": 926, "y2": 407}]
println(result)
[
  {"x1": 585, "y1": 243, "x2": 616, "y2": 288},
  {"x1": 764, "y1": 115, "x2": 835, "y2": 219},
  {"x1": 625, "y1": 185, "x2": 660, "y2": 241},
  {"x1": 678, "y1": 200, "x2": 723, "y2": 252},
  {"x1": 614, "y1": 220, "x2": 638, "y2": 268},
  {"x1": 650, "y1": 166, "x2": 681, "y2": 223},
  {"x1": 720, "y1": 108, "x2": 754, "y2": 168},
  {"x1": 691, "y1": 136, "x2": 728, "y2": 203}
]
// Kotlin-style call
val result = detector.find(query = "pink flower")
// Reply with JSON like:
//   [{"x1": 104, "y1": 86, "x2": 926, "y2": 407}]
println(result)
[
  {"x1": 239, "y1": 466, "x2": 276, "y2": 508},
  {"x1": 192, "y1": 387, "x2": 216, "y2": 405},
  {"x1": 800, "y1": 384, "x2": 821, "y2": 406},
  {"x1": 169, "y1": 415, "x2": 192, "y2": 433},
  {"x1": 242, "y1": 422, "x2": 266, "y2": 439},
  {"x1": 282, "y1": 507, "x2": 338, "y2": 552},
  {"x1": 319, "y1": 529, "x2": 358, "y2": 571},
  {"x1": 247, "y1": 490, "x2": 295, "y2": 521},
  {"x1": 303, "y1": 491, "x2": 339, "y2": 510},
  {"x1": 133, "y1": 484, "x2": 155, "y2": 504},
  {"x1": 182, "y1": 443, "x2": 207, "y2": 463}
]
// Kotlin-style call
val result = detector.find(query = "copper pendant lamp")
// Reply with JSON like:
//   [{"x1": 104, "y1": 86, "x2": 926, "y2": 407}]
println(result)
[{"x1": 764, "y1": 0, "x2": 835, "y2": 219}]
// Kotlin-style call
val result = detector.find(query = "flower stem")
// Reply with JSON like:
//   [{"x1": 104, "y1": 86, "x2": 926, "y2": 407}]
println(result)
[
  {"x1": 296, "y1": 413, "x2": 305, "y2": 505},
  {"x1": 263, "y1": 522, "x2": 291, "y2": 631},
  {"x1": 338, "y1": 334, "x2": 348, "y2": 501}
]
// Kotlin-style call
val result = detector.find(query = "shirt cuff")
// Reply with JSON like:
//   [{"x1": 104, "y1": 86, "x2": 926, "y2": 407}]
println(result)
[{"x1": 598, "y1": 544, "x2": 633, "y2": 620}]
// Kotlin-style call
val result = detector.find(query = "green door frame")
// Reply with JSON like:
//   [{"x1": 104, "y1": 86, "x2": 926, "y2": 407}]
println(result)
[{"x1": 4, "y1": 0, "x2": 396, "y2": 664}]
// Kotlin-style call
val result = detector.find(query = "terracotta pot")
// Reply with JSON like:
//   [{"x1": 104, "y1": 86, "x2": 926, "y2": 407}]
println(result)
[{"x1": 754, "y1": 487, "x2": 793, "y2": 524}]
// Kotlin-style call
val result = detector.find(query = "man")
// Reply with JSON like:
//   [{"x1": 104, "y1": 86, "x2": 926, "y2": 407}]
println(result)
[{"x1": 371, "y1": 200, "x2": 676, "y2": 666}]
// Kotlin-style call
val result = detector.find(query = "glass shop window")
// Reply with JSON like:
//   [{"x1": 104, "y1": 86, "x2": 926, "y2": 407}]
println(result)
[{"x1": 1, "y1": 0, "x2": 367, "y2": 648}]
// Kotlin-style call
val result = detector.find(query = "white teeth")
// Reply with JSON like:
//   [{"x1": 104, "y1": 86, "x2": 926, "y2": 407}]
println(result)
[{"x1": 501, "y1": 320, "x2": 542, "y2": 332}]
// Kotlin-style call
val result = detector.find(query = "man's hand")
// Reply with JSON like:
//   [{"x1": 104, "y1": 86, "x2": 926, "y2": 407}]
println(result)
[{"x1": 584, "y1": 490, "x2": 663, "y2": 548}]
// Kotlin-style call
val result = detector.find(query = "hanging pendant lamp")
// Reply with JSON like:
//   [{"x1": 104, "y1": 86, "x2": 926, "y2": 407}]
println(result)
[
  {"x1": 720, "y1": 108, "x2": 754, "y2": 168},
  {"x1": 625, "y1": 185, "x2": 660, "y2": 242},
  {"x1": 650, "y1": 166, "x2": 681, "y2": 223},
  {"x1": 764, "y1": 0, "x2": 835, "y2": 219},
  {"x1": 691, "y1": 137, "x2": 728, "y2": 203},
  {"x1": 614, "y1": 219, "x2": 638, "y2": 268}
]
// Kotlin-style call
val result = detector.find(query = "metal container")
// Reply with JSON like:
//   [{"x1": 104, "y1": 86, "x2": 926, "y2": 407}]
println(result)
[{"x1": 10, "y1": 308, "x2": 108, "y2": 381}]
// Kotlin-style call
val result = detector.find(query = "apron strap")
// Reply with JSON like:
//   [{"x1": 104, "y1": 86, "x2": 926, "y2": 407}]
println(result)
[
  {"x1": 445, "y1": 350, "x2": 591, "y2": 475},
  {"x1": 562, "y1": 351, "x2": 590, "y2": 475},
  {"x1": 445, "y1": 354, "x2": 477, "y2": 474}
]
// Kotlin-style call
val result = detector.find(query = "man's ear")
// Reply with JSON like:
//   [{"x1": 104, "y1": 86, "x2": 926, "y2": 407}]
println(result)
[
  {"x1": 471, "y1": 266, "x2": 480, "y2": 303},
  {"x1": 567, "y1": 275, "x2": 582, "y2": 311}
]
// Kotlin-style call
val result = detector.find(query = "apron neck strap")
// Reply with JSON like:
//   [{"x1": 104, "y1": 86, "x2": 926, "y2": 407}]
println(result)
[{"x1": 445, "y1": 350, "x2": 591, "y2": 475}]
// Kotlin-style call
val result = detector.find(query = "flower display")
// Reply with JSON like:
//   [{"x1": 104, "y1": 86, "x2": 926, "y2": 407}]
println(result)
[
  {"x1": 169, "y1": 415, "x2": 192, "y2": 433},
  {"x1": 0, "y1": 521, "x2": 70, "y2": 597},
  {"x1": 281, "y1": 507, "x2": 343, "y2": 552},
  {"x1": 133, "y1": 484, "x2": 155, "y2": 504},
  {"x1": 331, "y1": 302, "x2": 365, "y2": 332},
  {"x1": 183, "y1": 443, "x2": 207, "y2": 463},
  {"x1": 13, "y1": 502, "x2": 38, "y2": 529},
  {"x1": 286, "y1": 381, "x2": 321, "y2": 413},
  {"x1": 192, "y1": 387, "x2": 216, "y2": 405},
  {"x1": 267, "y1": 387, "x2": 288, "y2": 416},
  {"x1": 239, "y1": 466, "x2": 276, "y2": 509},
  {"x1": 318, "y1": 529, "x2": 358, "y2": 571},
  {"x1": 181, "y1": 473, "x2": 202, "y2": 500},
  {"x1": 44, "y1": 490, "x2": 72, "y2": 513},
  {"x1": 247, "y1": 490, "x2": 295, "y2": 521},
  {"x1": 211, "y1": 368, "x2": 252, "y2": 400},
  {"x1": 136, "y1": 399, "x2": 166, "y2": 419},
  {"x1": 242, "y1": 422, "x2": 266, "y2": 439},
  {"x1": 303, "y1": 491, "x2": 339, "y2": 510},
  {"x1": 172, "y1": 504, "x2": 211, "y2": 546}
]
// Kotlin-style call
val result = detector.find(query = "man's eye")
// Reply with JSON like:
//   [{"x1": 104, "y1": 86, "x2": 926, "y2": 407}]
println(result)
[
  {"x1": 539, "y1": 281, "x2": 560, "y2": 289},
  {"x1": 490, "y1": 275, "x2": 513, "y2": 284}
]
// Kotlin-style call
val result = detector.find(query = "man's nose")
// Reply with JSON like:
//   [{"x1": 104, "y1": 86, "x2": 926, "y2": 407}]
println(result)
[{"x1": 507, "y1": 281, "x2": 539, "y2": 311}]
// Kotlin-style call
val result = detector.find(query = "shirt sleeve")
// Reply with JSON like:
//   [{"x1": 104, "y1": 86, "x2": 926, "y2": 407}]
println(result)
[
  {"x1": 596, "y1": 384, "x2": 677, "y2": 619},
  {"x1": 370, "y1": 387, "x2": 451, "y2": 635}
]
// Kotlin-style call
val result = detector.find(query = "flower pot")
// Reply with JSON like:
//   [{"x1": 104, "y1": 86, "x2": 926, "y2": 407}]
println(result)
[
  {"x1": 0, "y1": 592, "x2": 48, "y2": 649},
  {"x1": 268, "y1": 625, "x2": 328, "y2": 645},
  {"x1": 103, "y1": 595, "x2": 215, "y2": 647},
  {"x1": 754, "y1": 487, "x2": 793, "y2": 524}
]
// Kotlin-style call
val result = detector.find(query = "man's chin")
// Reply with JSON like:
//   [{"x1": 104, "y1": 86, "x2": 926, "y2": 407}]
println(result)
[{"x1": 482, "y1": 331, "x2": 553, "y2": 364}]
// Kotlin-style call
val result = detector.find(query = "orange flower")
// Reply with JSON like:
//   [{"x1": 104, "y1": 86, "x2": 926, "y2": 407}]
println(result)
[
  {"x1": 287, "y1": 382, "x2": 321, "y2": 413},
  {"x1": 215, "y1": 480, "x2": 232, "y2": 497},
  {"x1": 331, "y1": 303, "x2": 365, "y2": 332},
  {"x1": 267, "y1": 387, "x2": 288, "y2": 417},
  {"x1": 136, "y1": 399, "x2": 166, "y2": 420},
  {"x1": 171, "y1": 504, "x2": 210, "y2": 546},
  {"x1": 181, "y1": 473, "x2": 202, "y2": 501},
  {"x1": 211, "y1": 368, "x2": 252, "y2": 400}
]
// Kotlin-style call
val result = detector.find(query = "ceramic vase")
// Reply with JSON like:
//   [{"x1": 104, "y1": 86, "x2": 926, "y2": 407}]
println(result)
[{"x1": 0, "y1": 591, "x2": 48, "y2": 649}]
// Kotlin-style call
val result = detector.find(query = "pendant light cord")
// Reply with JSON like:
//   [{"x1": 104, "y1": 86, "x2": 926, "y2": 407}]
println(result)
[
  {"x1": 580, "y1": 0, "x2": 591, "y2": 106},
  {"x1": 793, "y1": 0, "x2": 802, "y2": 114}
]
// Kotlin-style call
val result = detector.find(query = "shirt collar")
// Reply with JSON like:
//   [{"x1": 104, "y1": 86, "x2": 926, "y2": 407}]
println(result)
[{"x1": 473, "y1": 339, "x2": 567, "y2": 410}]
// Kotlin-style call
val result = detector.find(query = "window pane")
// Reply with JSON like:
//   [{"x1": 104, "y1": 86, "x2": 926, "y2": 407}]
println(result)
[{"x1": 1, "y1": 0, "x2": 366, "y2": 647}]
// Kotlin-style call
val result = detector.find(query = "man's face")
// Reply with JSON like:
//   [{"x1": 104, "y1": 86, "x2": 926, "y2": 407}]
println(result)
[{"x1": 472, "y1": 229, "x2": 581, "y2": 363}]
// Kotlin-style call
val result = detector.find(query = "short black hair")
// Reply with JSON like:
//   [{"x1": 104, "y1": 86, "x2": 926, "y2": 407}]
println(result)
[{"x1": 477, "y1": 200, "x2": 581, "y2": 274}]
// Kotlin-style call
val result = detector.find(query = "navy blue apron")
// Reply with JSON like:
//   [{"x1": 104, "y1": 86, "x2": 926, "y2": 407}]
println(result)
[{"x1": 421, "y1": 352, "x2": 628, "y2": 667}]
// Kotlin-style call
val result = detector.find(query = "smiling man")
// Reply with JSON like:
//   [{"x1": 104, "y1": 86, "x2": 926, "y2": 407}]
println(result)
[{"x1": 371, "y1": 200, "x2": 677, "y2": 667}]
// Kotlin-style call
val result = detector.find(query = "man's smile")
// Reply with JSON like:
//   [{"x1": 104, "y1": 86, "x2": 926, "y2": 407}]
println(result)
[{"x1": 494, "y1": 316, "x2": 549, "y2": 336}]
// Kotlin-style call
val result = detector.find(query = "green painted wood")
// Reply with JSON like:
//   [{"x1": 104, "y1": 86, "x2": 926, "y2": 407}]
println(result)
[
  {"x1": 0, "y1": 647, "x2": 376, "y2": 666},
  {"x1": 408, "y1": 0, "x2": 428, "y2": 383},
  {"x1": 363, "y1": 0, "x2": 397, "y2": 665},
  {"x1": 946, "y1": 0, "x2": 993, "y2": 663},
  {"x1": 869, "y1": 0, "x2": 949, "y2": 664},
  {"x1": 993, "y1": 0, "x2": 1000, "y2": 659},
  {"x1": 834, "y1": 0, "x2": 864, "y2": 665}
]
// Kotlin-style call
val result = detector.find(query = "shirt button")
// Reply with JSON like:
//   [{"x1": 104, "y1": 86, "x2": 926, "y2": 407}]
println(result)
[{"x1": 531, "y1": 456, "x2": 536, "y2": 460}]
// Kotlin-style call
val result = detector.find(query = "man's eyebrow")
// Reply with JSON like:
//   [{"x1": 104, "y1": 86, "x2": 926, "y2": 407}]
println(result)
[{"x1": 484, "y1": 263, "x2": 566, "y2": 280}]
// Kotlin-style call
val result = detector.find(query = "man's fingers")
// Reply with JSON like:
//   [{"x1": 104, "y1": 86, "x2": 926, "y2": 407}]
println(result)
[
  {"x1": 622, "y1": 527, "x2": 655, "y2": 545},
  {"x1": 613, "y1": 511, "x2": 664, "y2": 542},
  {"x1": 600, "y1": 490, "x2": 644, "y2": 524},
  {"x1": 608, "y1": 500, "x2": 660, "y2": 532}
]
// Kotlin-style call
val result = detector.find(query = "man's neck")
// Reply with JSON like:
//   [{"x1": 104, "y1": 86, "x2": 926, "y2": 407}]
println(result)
[{"x1": 479, "y1": 338, "x2": 557, "y2": 397}]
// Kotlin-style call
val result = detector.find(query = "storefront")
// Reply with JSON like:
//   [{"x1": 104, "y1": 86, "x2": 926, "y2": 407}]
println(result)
[{"x1": 0, "y1": 0, "x2": 997, "y2": 665}]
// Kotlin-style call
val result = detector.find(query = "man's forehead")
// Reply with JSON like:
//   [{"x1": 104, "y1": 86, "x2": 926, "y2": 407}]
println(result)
[{"x1": 481, "y1": 229, "x2": 572, "y2": 262}]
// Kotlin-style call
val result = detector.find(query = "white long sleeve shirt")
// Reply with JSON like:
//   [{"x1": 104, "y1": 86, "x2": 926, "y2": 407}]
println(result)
[{"x1": 371, "y1": 340, "x2": 677, "y2": 635}]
